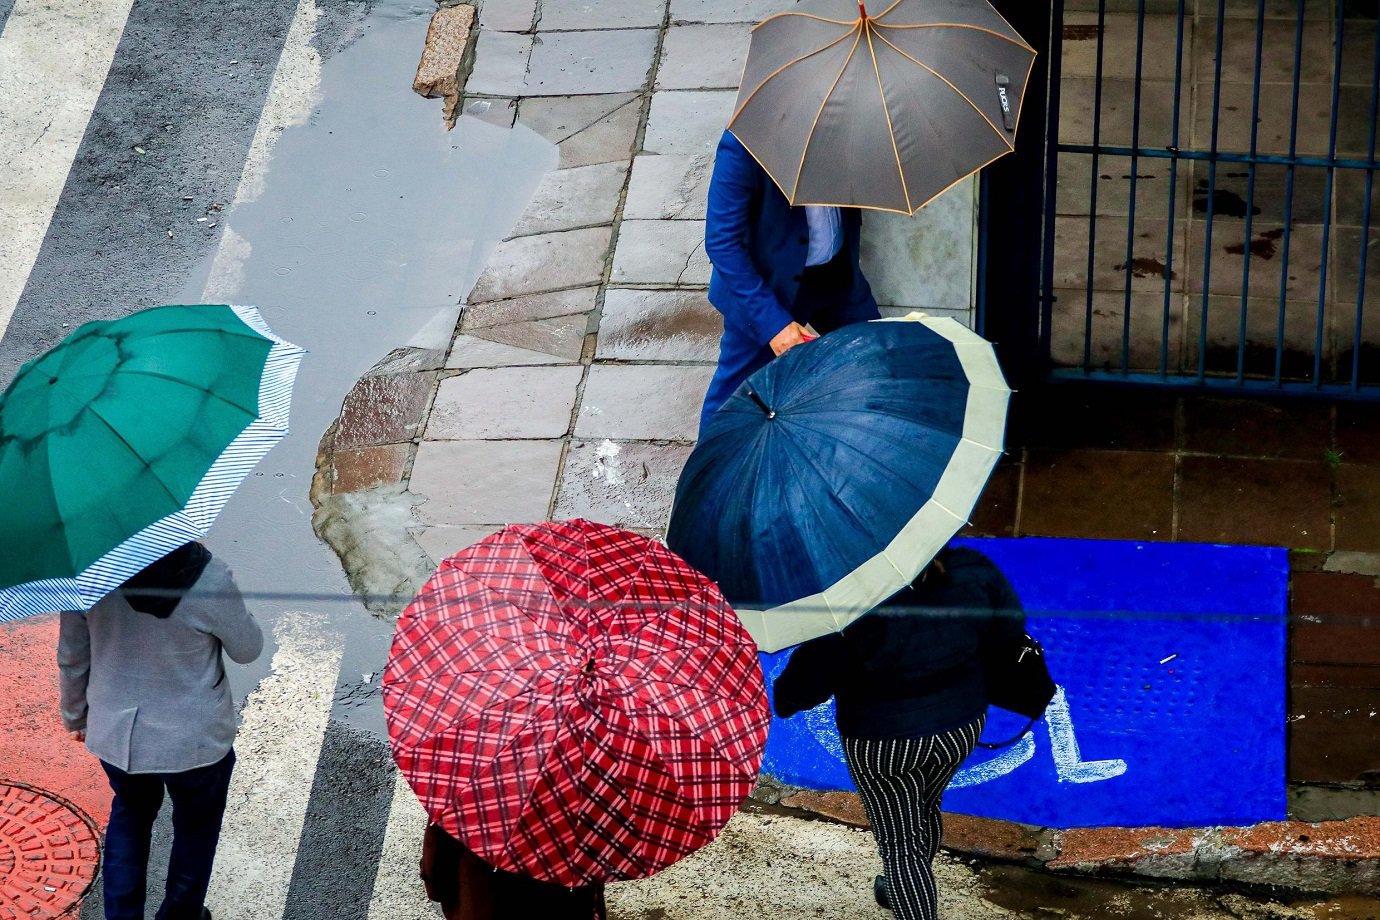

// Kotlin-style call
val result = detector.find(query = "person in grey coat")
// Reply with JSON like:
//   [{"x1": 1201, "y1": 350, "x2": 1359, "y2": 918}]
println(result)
[{"x1": 58, "y1": 542, "x2": 263, "y2": 920}]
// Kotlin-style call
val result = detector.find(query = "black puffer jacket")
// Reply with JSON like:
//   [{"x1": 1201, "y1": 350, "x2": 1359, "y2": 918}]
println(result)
[{"x1": 772, "y1": 547, "x2": 1026, "y2": 739}]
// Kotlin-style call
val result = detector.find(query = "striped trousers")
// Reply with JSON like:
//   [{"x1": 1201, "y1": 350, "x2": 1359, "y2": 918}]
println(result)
[{"x1": 842, "y1": 716, "x2": 985, "y2": 920}]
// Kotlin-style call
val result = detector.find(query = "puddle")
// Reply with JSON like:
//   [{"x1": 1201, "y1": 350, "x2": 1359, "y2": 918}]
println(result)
[{"x1": 175, "y1": 0, "x2": 555, "y2": 735}]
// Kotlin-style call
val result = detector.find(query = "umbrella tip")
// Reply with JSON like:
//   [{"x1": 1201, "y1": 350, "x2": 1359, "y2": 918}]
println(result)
[{"x1": 858, "y1": 1, "x2": 868, "y2": 17}]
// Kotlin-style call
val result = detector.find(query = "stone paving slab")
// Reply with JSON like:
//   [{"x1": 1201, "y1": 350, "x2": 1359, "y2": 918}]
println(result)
[
  {"x1": 596, "y1": 288, "x2": 721, "y2": 361},
  {"x1": 669, "y1": 0, "x2": 792, "y2": 23},
  {"x1": 410, "y1": 524, "x2": 503, "y2": 566},
  {"x1": 575, "y1": 365, "x2": 715, "y2": 441},
  {"x1": 331, "y1": 444, "x2": 410, "y2": 495},
  {"x1": 465, "y1": 29, "x2": 533, "y2": 96},
  {"x1": 478, "y1": 0, "x2": 537, "y2": 32},
  {"x1": 411, "y1": 439, "x2": 564, "y2": 525},
  {"x1": 467, "y1": 313, "x2": 589, "y2": 361},
  {"x1": 462, "y1": 287, "x2": 599, "y2": 329},
  {"x1": 509, "y1": 161, "x2": 629, "y2": 236},
  {"x1": 427, "y1": 365, "x2": 583, "y2": 440},
  {"x1": 524, "y1": 29, "x2": 659, "y2": 95},
  {"x1": 468, "y1": 226, "x2": 612, "y2": 302},
  {"x1": 537, "y1": 0, "x2": 667, "y2": 30},
  {"x1": 334, "y1": 372, "x2": 435, "y2": 450},
  {"x1": 519, "y1": 94, "x2": 643, "y2": 168},
  {"x1": 643, "y1": 90, "x2": 737, "y2": 154},
  {"x1": 656, "y1": 23, "x2": 752, "y2": 90},
  {"x1": 445, "y1": 335, "x2": 571, "y2": 368},
  {"x1": 553, "y1": 439, "x2": 694, "y2": 531},
  {"x1": 610, "y1": 219, "x2": 710, "y2": 286},
  {"x1": 624, "y1": 154, "x2": 713, "y2": 219}
]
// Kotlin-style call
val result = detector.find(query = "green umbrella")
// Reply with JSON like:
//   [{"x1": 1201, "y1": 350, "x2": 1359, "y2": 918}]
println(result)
[
  {"x1": 728, "y1": 0, "x2": 1037, "y2": 214},
  {"x1": 0, "y1": 304, "x2": 304, "y2": 622}
]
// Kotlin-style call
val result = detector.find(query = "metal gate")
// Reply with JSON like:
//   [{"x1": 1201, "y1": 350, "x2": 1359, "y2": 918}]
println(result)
[{"x1": 1037, "y1": 0, "x2": 1380, "y2": 396}]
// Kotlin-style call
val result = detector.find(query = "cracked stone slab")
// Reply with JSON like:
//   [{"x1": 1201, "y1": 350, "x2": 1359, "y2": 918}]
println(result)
[
  {"x1": 479, "y1": 0, "x2": 537, "y2": 31},
  {"x1": 554, "y1": 440, "x2": 694, "y2": 530},
  {"x1": 624, "y1": 154, "x2": 713, "y2": 219},
  {"x1": 576, "y1": 365, "x2": 715, "y2": 441},
  {"x1": 411, "y1": 439, "x2": 563, "y2": 525},
  {"x1": 464, "y1": 29, "x2": 532, "y2": 96},
  {"x1": 596, "y1": 289, "x2": 722, "y2": 361},
  {"x1": 470, "y1": 313, "x2": 589, "y2": 360},
  {"x1": 538, "y1": 0, "x2": 666, "y2": 30},
  {"x1": 523, "y1": 29, "x2": 658, "y2": 95},
  {"x1": 509, "y1": 161, "x2": 629, "y2": 237},
  {"x1": 643, "y1": 90, "x2": 737, "y2": 155},
  {"x1": 469, "y1": 226, "x2": 612, "y2": 302},
  {"x1": 520, "y1": 94, "x2": 642, "y2": 167},
  {"x1": 670, "y1": 0, "x2": 792, "y2": 23},
  {"x1": 427, "y1": 365, "x2": 583, "y2": 439},
  {"x1": 410, "y1": 525, "x2": 504, "y2": 565},
  {"x1": 462, "y1": 287, "x2": 599, "y2": 329},
  {"x1": 611, "y1": 220, "x2": 710, "y2": 286},
  {"x1": 657, "y1": 23, "x2": 752, "y2": 90}
]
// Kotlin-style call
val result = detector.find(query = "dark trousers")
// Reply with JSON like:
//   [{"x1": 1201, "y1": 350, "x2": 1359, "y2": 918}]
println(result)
[
  {"x1": 842, "y1": 717, "x2": 984, "y2": 920},
  {"x1": 700, "y1": 250, "x2": 880, "y2": 433},
  {"x1": 100, "y1": 749, "x2": 236, "y2": 920}
]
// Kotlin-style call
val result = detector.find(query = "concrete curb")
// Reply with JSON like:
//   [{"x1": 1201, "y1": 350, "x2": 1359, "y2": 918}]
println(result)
[{"x1": 754, "y1": 778, "x2": 1380, "y2": 896}]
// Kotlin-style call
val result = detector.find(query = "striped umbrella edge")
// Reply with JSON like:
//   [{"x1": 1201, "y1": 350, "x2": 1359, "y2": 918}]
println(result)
[{"x1": 0, "y1": 307, "x2": 305, "y2": 621}]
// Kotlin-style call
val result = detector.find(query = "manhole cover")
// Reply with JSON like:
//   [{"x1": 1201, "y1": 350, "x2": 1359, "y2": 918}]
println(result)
[{"x1": 0, "y1": 781, "x2": 100, "y2": 919}]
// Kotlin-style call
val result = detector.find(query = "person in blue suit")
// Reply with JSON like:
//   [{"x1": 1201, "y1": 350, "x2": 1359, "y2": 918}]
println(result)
[{"x1": 700, "y1": 129, "x2": 881, "y2": 432}]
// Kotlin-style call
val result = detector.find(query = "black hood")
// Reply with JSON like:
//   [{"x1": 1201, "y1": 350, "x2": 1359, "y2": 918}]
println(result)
[{"x1": 120, "y1": 542, "x2": 212, "y2": 618}]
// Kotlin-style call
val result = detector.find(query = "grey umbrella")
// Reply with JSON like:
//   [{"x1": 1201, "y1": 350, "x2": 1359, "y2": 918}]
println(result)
[{"x1": 728, "y1": 0, "x2": 1037, "y2": 215}]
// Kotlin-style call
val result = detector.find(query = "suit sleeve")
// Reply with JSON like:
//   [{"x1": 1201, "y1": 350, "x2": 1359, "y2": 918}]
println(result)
[
  {"x1": 704, "y1": 132, "x2": 796, "y2": 345},
  {"x1": 57, "y1": 611, "x2": 91, "y2": 732},
  {"x1": 772, "y1": 633, "x2": 844, "y2": 718}
]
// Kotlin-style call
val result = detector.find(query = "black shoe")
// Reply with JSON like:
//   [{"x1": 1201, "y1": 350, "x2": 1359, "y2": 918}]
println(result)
[
  {"x1": 874, "y1": 874, "x2": 891, "y2": 910},
  {"x1": 202, "y1": 910, "x2": 212, "y2": 920}
]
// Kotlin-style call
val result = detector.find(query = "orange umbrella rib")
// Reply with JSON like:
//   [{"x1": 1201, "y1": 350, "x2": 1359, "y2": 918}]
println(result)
[
  {"x1": 791, "y1": 24, "x2": 866, "y2": 202},
  {"x1": 863, "y1": 23, "x2": 913, "y2": 213},
  {"x1": 729, "y1": 25, "x2": 859, "y2": 124},
  {"x1": 874, "y1": 20, "x2": 1038, "y2": 53}
]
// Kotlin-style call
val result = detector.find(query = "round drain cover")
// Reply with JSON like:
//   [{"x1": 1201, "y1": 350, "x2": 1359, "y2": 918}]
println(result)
[{"x1": 0, "y1": 781, "x2": 100, "y2": 919}]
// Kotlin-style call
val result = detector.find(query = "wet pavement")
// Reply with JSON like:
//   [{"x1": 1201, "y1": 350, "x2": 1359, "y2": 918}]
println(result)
[{"x1": 2, "y1": 0, "x2": 1380, "y2": 915}]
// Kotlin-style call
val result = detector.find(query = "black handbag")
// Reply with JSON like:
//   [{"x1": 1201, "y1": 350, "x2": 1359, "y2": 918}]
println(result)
[{"x1": 976, "y1": 632, "x2": 1056, "y2": 750}]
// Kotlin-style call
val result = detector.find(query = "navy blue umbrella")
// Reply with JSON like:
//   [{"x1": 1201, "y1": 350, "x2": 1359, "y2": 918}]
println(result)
[{"x1": 667, "y1": 315, "x2": 1010, "y2": 652}]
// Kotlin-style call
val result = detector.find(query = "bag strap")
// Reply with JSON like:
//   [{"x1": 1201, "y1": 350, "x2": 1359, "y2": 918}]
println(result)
[{"x1": 975, "y1": 716, "x2": 1038, "y2": 750}]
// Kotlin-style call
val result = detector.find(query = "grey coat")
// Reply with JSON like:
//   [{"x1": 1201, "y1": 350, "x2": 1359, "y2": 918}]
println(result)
[{"x1": 58, "y1": 558, "x2": 264, "y2": 773}]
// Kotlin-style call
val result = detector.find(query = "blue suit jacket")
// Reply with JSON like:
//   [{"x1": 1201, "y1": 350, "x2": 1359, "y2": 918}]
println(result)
[{"x1": 705, "y1": 130, "x2": 877, "y2": 345}]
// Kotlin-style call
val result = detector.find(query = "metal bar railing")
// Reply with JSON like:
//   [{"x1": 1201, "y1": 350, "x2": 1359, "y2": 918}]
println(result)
[
  {"x1": 1160, "y1": 0, "x2": 1189, "y2": 380},
  {"x1": 1314, "y1": 0, "x2": 1348, "y2": 387},
  {"x1": 1236, "y1": 0, "x2": 1268, "y2": 383},
  {"x1": 1081, "y1": 0, "x2": 1112, "y2": 373},
  {"x1": 1038, "y1": 0, "x2": 1066, "y2": 370},
  {"x1": 1272, "y1": 0, "x2": 1308, "y2": 387},
  {"x1": 1059, "y1": 145, "x2": 1380, "y2": 170},
  {"x1": 1197, "y1": 0, "x2": 1230, "y2": 383},
  {"x1": 1351, "y1": 14, "x2": 1380, "y2": 392},
  {"x1": 1120, "y1": 0, "x2": 1151, "y2": 377}
]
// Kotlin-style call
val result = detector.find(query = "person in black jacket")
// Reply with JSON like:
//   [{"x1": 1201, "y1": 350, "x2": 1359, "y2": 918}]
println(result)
[{"x1": 773, "y1": 546, "x2": 1026, "y2": 920}]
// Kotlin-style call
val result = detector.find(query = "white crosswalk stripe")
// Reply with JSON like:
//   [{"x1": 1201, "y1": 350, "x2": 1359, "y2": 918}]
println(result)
[
  {"x1": 366, "y1": 772, "x2": 436, "y2": 920},
  {"x1": 0, "y1": 0, "x2": 135, "y2": 337},
  {"x1": 208, "y1": 614, "x2": 345, "y2": 920}
]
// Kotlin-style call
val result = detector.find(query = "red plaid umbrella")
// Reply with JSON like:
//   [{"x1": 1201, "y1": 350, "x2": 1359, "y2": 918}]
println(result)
[{"x1": 383, "y1": 519, "x2": 770, "y2": 886}]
